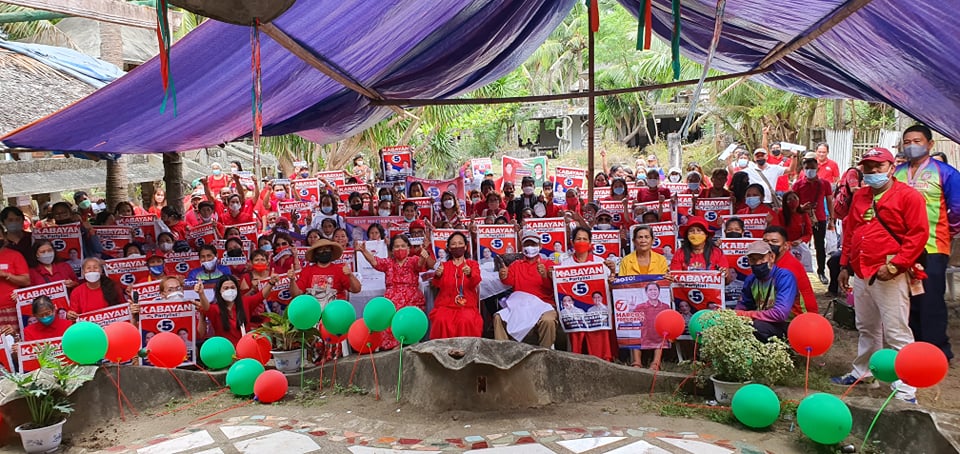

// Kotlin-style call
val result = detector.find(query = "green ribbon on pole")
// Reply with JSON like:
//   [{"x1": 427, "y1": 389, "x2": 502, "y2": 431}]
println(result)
[{"x1": 671, "y1": 0, "x2": 682, "y2": 80}]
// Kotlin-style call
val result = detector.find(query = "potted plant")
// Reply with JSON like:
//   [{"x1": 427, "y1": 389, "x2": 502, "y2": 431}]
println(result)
[
  {"x1": 256, "y1": 312, "x2": 319, "y2": 373},
  {"x1": 698, "y1": 310, "x2": 794, "y2": 403},
  {"x1": 3, "y1": 344, "x2": 95, "y2": 453}
]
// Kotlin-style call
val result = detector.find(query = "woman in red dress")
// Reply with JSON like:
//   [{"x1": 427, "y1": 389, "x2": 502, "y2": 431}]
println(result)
[
  {"x1": 356, "y1": 234, "x2": 434, "y2": 350},
  {"x1": 198, "y1": 275, "x2": 262, "y2": 345},
  {"x1": 429, "y1": 232, "x2": 482, "y2": 339}
]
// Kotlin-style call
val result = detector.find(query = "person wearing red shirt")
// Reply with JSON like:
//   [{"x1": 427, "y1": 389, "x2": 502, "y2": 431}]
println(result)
[
  {"x1": 29, "y1": 240, "x2": 79, "y2": 288},
  {"x1": 161, "y1": 206, "x2": 188, "y2": 241},
  {"x1": 429, "y1": 232, "x2": 482, "y2": 339},
  {"x1": 290, "y1": 240, "x2": 360, "y2": 302},
  {"x1": 562, "y1": 188, "x2": 583, "y2": 215},
  {"x1": 834, "y1": 147, "x2": 927, "y2": 400},
  {"x1": 793, "y1": 152, "x2": 835, "y2": 283},
  {"x1": 0, "y1": 229, "x2": 30, "y2": 336},
  {"x1": 220, "y1": 193, "x2": 256, "y2": 225},
  {"x1": 736, "y1": 184, "x2": 780, "y2": 226},
  {"x1": 763, "y1": 226, "x2": 817, "y2": 316},
  {"x1": 205, "y1": 163, "x2": 229, "y2": 197},
  {"x1": 814, "y1": 142, "x2": 841, "y2": 185},
  {"x1": 345, "y1": 192, "x2": 372, "y2": 217},
  {"x1": 494, "y1": 231, "x2": 557, "y2": 348},
  {"x1": 699, "y1": 168, "x2": 732, "y2": 199},
  {"x1": 670, "y1": 217, "x2": 730, "y2": 278},
  {"x1": 22, "y1": 296, "x2": 73, "y2": 342},
  {"x1": 68, "y1": 258, "x2": 123, "y2": 318},
  {"x1": 540, "y1": 182, "x2": 563, "y2": 218},
  {"x1": 777, "y1": 192, "x2": 812, "y2": 244},
  {"x1": 147, "y1": 189, "x2": 167, "y2": 219},
  {"x1": 198, "y1": 275, "x2": 262, "y2": 345},
  {"x1": 636, "y1": 169, "x2": 672, "y2": 202}
]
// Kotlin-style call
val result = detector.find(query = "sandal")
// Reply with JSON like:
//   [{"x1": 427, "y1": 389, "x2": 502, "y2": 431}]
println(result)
[{"x1": 630, "y1": 362, "x2": 642, "y2": 368}]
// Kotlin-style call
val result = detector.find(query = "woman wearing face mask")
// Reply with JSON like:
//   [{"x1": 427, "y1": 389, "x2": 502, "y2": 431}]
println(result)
[
  {"x1": 429, "y1": 232, "x2": 482, "y2": 339},
  {"x1": 666, "y1": 167, "x2": 683, "y2": 184},
  {"x1": 357, "y1": 234, "x2": 433, "y2": 349},
  {"x1": 636, "y1": 169, "x2": 671, "y2": 203},
  {"x1": 187, "y1": 245, "x2": 232, "y2": 285},
  {"x1": 264, "y1": 183, "x2": 292, "y2": 212},
  {"x1": 467, "y1": 190, "x2": 485, "y2": 217},
  {"x1": 605, "y1": 178, "x2": 630, "y2": 202},
  {"x1": 269, "y1": 233, "x2": 299, "y2": 274},
  {"x1": 220, "y1": 193, "x2": 255, "y2": 225},
  {"x1": 670, "y1": 217, "x2": 733, "y2": 282},
  {"x1": 682, "y1": 172, "x2": 703, "y2": 195},
  {"x1": 558, "y1": 228, "x2": 617, "y2": 361},
  {"x1": 507, "y1": 177, "x2": 539, "y2": 223},
  {"x1": 223, "y1": 237, "x2": 251, "y2": 278},
  {"x1": 156, "y1": 232, "x2": 177, "y2": 256},
  {"x1": 22, "y1": 296, "x2": 72, "y2": 342},
  {"x1": 346, "y1": 192, "x2": 371, "y2": 217},
  {"x1": 290, "y1": 239, "x2": 360, "y2": 303},
  {"x1": 68, "y1": 258, "x2": 122, "y2": 320},
  {"x1": 123, "y1": 243, "x2": 144, "y2": 258},
  {"x1": 29, "y1": 240, "x2": 79, "y2": 288},
  {"x1": 198, "y1": 275, "x2": 262, "y2": 344},
  {"x1": 435, "y1": 191, "x2": 466, "y2": 228},
  {"x1": 778, "y1": 191, "x2": 812, "y2": 246},
  {"x1": 309, "y1": 194, "x2": 346, "y2": 232},
  {"x1": 736, "y1": 184, "x2": 778, "y2": 224}
]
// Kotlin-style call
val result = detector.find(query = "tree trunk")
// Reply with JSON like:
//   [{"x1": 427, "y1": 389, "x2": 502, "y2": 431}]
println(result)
[
  {"x1": 667, "y1": 133, "x2": 682, "y2": 170},
  {"x1": 100, "y1": 22, "x2": 129, "y2": 208},
  {"x1": 163, "y1": 152, "x2": 184, "y2": 213},
  {"x1": 832, "y1": 99, "x2": 844, "y2": 130},
  {"x1": 105, "y1": 158, "x2": 128, "y2": 208}
]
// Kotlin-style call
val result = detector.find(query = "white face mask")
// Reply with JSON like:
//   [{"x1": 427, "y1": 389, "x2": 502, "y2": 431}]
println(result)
[
  {"x1": 202, "y1": 259, "x2": 217, "y2": 271},
  {"x1": 167, "y1": 291, "x2": 185, "y2": 300},
  {"x1": 378, "y1": 209, "x2": 392, "y2": 217},
  {"x1": 84, "y1": 271, "x2": 101, "y2": 283},
  {"x1": 688, "y1": 183, "x2": 700, "y2": 192},
  {"x1": 646, "y1": 178, "x2": 659, "y2": 187},
  {"x1": 159, "y1": 242, "x2": 174, "y2": 252},
  {"x1": 804, "y1": 169, "x2": 818, "y2": 179},
  {"x1": 522, "y1": 186, "x2": 534, "y2": 196},
  {"x1": 523, "y1": 245, "x2": 540, "y2": 258},
  {"x1": 221, "y1": 288, "x2": 238, "y2": 302},
  {"x1": 127, "y1": 253, "x2": 142, "y2": 258},
  {"x1": 37, "y1": 252, "x2": 55, "y2": 265},
  {"x1": 668, "y1": 175, "x2": 681, "y2": 183},
  {"x1": 443, "y1": 199, "x2": 455, "y2": 209},
  {"x1": 595, "y1": 223, "x2": 613, "y2": 230},
  {"x1": 737, "y1": 158, "x2": 749, "y2": 168},
  {"x1": 229, "y1": 203, "x2": 241, "y2": 212},
  {"x1": 533, "y1": 204, "x2": 546, "y2": 218}
]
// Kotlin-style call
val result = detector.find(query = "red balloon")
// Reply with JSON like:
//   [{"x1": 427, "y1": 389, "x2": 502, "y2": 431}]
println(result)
[
  {"x1": 104, "y1": 322, "x2": 141, "y2": 363},
  {"x1": 787, "y1": 312, "x2": 834, "y2": 356},
  {"x1": 895, "y1": 342, "x2": 948, "y2": 388},
  {"x1": 146, "y1": 332, "x2": 187, "y2": 368},
  {"x1": 320, "y1": 323, "x2": 346, "y2": 343},
  {"x1": 347, "y1": 319, "x2": 383, "y2": 354},
  {"x1": 254, "y1": 369, "x2": 289, "y2": 403},
  {"x1": 236, "y1": 333, "x2": 272, "y2": 365},
  {"x1": 654, "y1": 310, "x2": 685, "y2": 341}
]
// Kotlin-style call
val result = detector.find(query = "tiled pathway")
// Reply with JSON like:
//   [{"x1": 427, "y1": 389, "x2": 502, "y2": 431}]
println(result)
[{"x1": 95, "y1": 414, "x2": 772, "y2": 454}]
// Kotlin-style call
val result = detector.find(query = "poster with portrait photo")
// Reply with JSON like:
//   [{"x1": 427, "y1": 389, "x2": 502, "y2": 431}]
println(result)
[
  {"x1": 138, "y1": 300, "x2": 197, "y2": 367},
  {"x1": 475, "y1": 225, "x2": 517, "y2": 272},
  {"x1": 552, "y1": 262, "x2": 612, "y2": 333},
  {"x1": 522, "y1": 217, "x2": 567, "y2": 261},
  {"x1": 719, "y1": 238, "x2": 761, "y2": 309},
  {"x1": 33, "y1": 223, "x2": 84, "y2": 275},
  {"x1": 721, "y1": 214, "x2": 768, "y2": 239},
  {"x1": 671, "y1": 270, "x2": 724, "y2": 339},
  {"x1": 92, "y1": 226, "x2": 134, "y2": 258},
  {"x1": 610, "y1": 274, "x2": 672, "y2": 348},
  {"x1": 381, "y1": 146, "x2": 414, "y2": 182},
  {"x1": 14, "y1": 281, "x2": 70, "y2": 336}
]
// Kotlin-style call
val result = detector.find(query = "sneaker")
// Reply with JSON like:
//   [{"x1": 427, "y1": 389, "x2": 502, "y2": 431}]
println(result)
[
  {"x1": 896, "y1": 394, "x2": 917, "y2": 404},
  {"x1": 818, "y1": 273, "x2": 829, "y2": 285},
  {"x1": 831, "y1": 373, "x2": 879, "y2": 388}
]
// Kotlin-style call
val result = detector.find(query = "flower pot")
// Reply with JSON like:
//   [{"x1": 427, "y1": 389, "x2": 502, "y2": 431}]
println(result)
[
  {"x1": 271, "y1": 349, "x2": 302, "y2": 373},
  {"x1": 710, "y1": 375, "x2": 750, "y2": 404},
  {"x1": 15, "y1": 419, "x2": 65, "y2": 453}
]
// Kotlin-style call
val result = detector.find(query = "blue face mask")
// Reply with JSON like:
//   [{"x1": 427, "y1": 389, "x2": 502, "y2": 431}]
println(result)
[
  {"x1": 745, "y1": 196, "x2": 762, "y2": 209},
  {"x1": 613, "y1": 186, "x2": 626, "y2": 195},
  {"x1": 149, "y1": 265, "x2": 164, "y2": 275},
  {"x1": 39, "y1": 315, "x2": 55, "y2": 326},
  {"x1": 863, "y1": 172, "x2": 890, "y2": 189}
]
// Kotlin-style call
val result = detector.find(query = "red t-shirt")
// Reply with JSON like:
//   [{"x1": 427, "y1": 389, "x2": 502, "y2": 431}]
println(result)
[
  {"x1": 669, "y1": 246, "x2": 727, "y2": 271},
  {"x1": 206, "y1": 174, "x2": 229, "y2": 196},
  {"x1": 817, "y1": 158, "x2": 841, "y2": 185},
  {"x1": 205, "y1": 298, "x2": 261, "y2": 345},
  {"x1": 23, "y1": 318, "x2": 73, "y2": 342},
  {"x1": 501, "y1": 257, "x2": 554, "y2": 303},
  {"x1": 0, "y1": 247, "x2": 29, "y2": 309},
  {"x1": 30, "y1": 262, "x2": 78, "y2": 286},
  {"x1": 775, "y1": 252, "x2": 818, "y2": 317},
  {"x1": 636, "y1": 186, "x2": 672, "y2": 203},
  {"x1": 69, "y1": 284, "x2": 112, "y2": 314},
  {"x1": 166, "y1": 221, "x2": 188, "y2": 241},
  {"x1": 296, "y1": 264, "x2": 351, "y2": 300},
  {"x1": 792, "y1": 177, "x2": 832, "y2": 221},
  {"x1": 218, "y1": 200, "x2": 256, "y2": 225}
]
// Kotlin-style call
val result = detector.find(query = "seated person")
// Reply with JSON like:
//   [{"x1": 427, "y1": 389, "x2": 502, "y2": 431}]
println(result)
[
  {"x1": 723, "y1": 217, "x2": 745, "y2": 238},
  {"x1": 735, "y1": 241, "x2": 797, "y2": 341},
  {"x1": 22, "y1": 296, "x2": 72, "y2": 341},
  {"x1": 187, "y1": 244, "x2": 232, "y2": 285},
  {"x1": 494, "y1": 230, "x2": 557, "y2": 348},
  {"x1": 762, "y1": 226, "x2": 818, "y2": 315}
]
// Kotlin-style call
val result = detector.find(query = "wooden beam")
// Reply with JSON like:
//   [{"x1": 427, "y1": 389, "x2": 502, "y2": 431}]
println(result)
[
  {"x1": 756, "y1": 0, "x2": 874, "y2": 70},
  {"x1": 260, "y1": 22, "x2": 411, "y2": 119},
  {"x1": 2, "y1": 0, "x2": 182, "y2": 30}
]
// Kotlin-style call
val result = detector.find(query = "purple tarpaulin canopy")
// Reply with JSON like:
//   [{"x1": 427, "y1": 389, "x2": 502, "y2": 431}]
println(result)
[
  {"x1": 616, "y1": 0, "x2": 960, "y2": 143},
  {"x1": 0, "y1": 0, "x2": 577, "y2": 153}
]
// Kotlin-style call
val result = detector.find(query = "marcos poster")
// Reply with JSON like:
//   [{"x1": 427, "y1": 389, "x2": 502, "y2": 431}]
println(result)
[
  {"x1": 694, "y1": 197, "x2": 733, "y2": 230},
  {"x1": 552, "y1": 263, "x2": 612, "y2": 333},
  {"x1": 721, "y1": 214, "x2": 768, "y2": 239},
  {"x1": 32, "y1": 223, "x2": 84, "y2": 273},
  {"x1": 553, "y1": 166, "x2": 586, "y2": 203},
  {"x1": 103, "y1": 256, "x2": 149, "y2": 288},
  {"x1": 610, "y1": 275, "x2": 673, "y2": 348},
  {"x1": 14, "y1": 281, "x2": 70, "y2": 335},
  {"x1": 671, "y1": 270, "x2": 725, "y2": 315},
  {"x1": 501, "y1": 156, "x2": 548, "y2": 188},
  {"x1": 719, "y1": 238, "x2": 761, "y2": 309},
  {"x1": 522, "y1": 217, "x2": 567, "y2": 261},
  {"x1": 92, "y1": 226, "x2": 134, "y2": 257},
  {"x1": 475, "y1": 225, "x2": 517, "y2": 270},
  {"x1": 139, "y1": 300, "x2": 197, "y2": 367},
  {"x1": 381, "y1": 145, "x2": 414, "y2": 182}
]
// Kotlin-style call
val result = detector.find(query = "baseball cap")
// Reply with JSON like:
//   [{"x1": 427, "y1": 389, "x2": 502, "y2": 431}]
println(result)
[
  {"x1": 753, "y1": 148, "x2": 767, "y2": 156},
  {"x1": 802, "y1": 152, "x2": 818, "y2": 162},
  {"x1": 746, "y1": 241, "x2": 773, "y2": 256},
  {"x1": 409, "y1": 220, "x2": 426, "y2": 231},
  {"x1": 520, "y1": 230, "x2": 540, "y2": 244},
  {"x1": 668, "y1": 166, "x2": 681, "y2": 175},
  {"x1": 858, "y1": 147, "x2": 895, "y2": 165}
]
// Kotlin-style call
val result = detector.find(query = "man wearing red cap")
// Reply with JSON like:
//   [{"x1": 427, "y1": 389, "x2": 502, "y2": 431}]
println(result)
[{"x1": 834, "y1": 147, "x2": 928, "y2": 403}]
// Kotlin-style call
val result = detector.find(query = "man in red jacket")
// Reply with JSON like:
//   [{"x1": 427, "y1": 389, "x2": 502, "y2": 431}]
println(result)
[{"x1": 833, "y1": 147, "x2": 928, "y2": 404}]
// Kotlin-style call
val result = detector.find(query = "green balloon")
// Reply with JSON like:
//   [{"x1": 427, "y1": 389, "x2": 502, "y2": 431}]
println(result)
[
  {"x1": 688, "y1": 310, "x2": 707, "y2": 338},
  {"x1": 226, "y1": 358, "x2": 265, "y2": 396},
  {"x1": 363, "y1": 297, "x2": 397, "y2": 332},
  {"x1": 287, "y1": 294, "x2": 322, "y2": 330},
  {"x1": 62, "y1": 321, "x2": 108, "y2": 365},
  {"x1": 869, "y1": 349, "x2": 899, "y2": 383},
  {"x1": 797, "y1": 393, "x2": 852, "y2": 445},
  {"x1": 731, "y1": 384, "x2": 781, "y2": 429},
  {"x1": 200, "y1": 337, "x2": 236, "y2": 370},
  {"x1": 321, "y1": 299, "x2": 356, "y2": 336},
  {"x1": 391, "y1": 306, "x2": 428, "y2": 345}
]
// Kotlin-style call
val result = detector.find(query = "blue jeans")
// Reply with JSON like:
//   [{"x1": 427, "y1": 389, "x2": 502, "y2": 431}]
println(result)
[{"x1": 909, "y1": 253, "x2": 954, "y2": 360}]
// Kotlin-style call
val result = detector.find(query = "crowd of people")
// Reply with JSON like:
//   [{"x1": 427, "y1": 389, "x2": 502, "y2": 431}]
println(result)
[{"x1": 0, "y1": 125, "x2": 954, "y2": 405}]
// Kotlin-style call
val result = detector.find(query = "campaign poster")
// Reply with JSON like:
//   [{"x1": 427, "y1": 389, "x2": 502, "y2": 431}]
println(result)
[
  {"x1": 338, "y1": 183, "x2": 370, "y2": 202},
  {"x1": 225, "y1": 222, "x2": 258, "y2": 245},
  {"x1": 345, "y1": 216, "x2": 401, "y2": 243},
  {"x1": 598, "y1": 199, "x2": 631, "y2": 228},
  {"x1": 18, "y1": 338, "x2": 64, "y2": 372},
  {"x1": 0, "y1": 343, "x2": 13, "y2": 373},
  {"x1": 553, "y1": 263, "x2": 612, "y2": 333},
  {"x1": 627, "y1": 221, "x2": 677, "y2": 260},
  {"x1": 32, "y1": 223, "x2": 84, "y2": 274},
  {"x1": 117, "y1": 214, "x2": 161, "y2": 246},
  {"x1": 671, "y1": 270, "x2": 725, "y2": 314},
  {"x1": 92, "y1": 226, "x2": 134, "y2": 258},
  {"x1": 406, "y1": 197, "x2": 435, "y2": 221},
  {"x1": 315, "y1": 170, "x2": 345, "y2": 189},
  {"x1": 164, "y1": 251, "x2": 200, "y2": 278},
  {"x1": 429, "y1": 229, "x2": 470, "y2": 262},
  {"x1": 475, "y1": 225, "x2": 517, "y2": 271},
  {"x1": 260, "y1": 274, "x2": 293, "y2": 314},
  {"x1": 14, "y1": 281, "x2": 70, "y2": 334},
  {"x1": 130, "y1": 280, "x2": 162, "y2": 303},
  {"x1": 186, "y1": 222, "x2": 217, "y2": 250},
  {"x1": 406, "y1": 177, "x2": 465, "y2": 203},
  {"x1": 139, "y1": 300, "x2": 197, "y2": 366},
  {"x1": 661, "y1": 182, "x2": 687, "y2": 196},
  {"x1": 355, "y1": 239, "x2": 387, "y2": 282},
  {"x1": 721, "y1": 214, "x2": 768, "y2": 239},
  {"x1": 332, "y1": 248, "x2": 357, "y2": 273},
  {"x1": 554, "y1": 166, "x2": 586, "y2": 203},
  {"x1": 78, "y1": 305, "x2": 132, "y2": 327},
  {"x1": 591, "y1": 230, "x2": 622, "y2": 264},
  {"x1": 278, "y1": 200, "x2": 314, "y2": 224},
  {"x1": 212, "y1": 239, "x2": 255, "y2": 260},
  {"x1": 719, "y1": 238, "x2": 761, "y2": 309},
  {"x1": 592, "y1": 185, "x2": 610, "y2": 201},
  {"x1": 501, "y1": 156, "x2": 548, "y2": 188},
  {"x1": 295, "y1": 246, "x2": 309, "y2": 265},
  {"x1": 694, "y1": 197, "x2": 733, "y2": 230},
  {"x1": 635, "y1": 200, "x2": 673, "y2": 222},
  {"x1": 610, "y1": 274, "x2": 673, "y2": 348},
  {"x1": 103, "y1": 257, "x2": 149, "y2": 288},
  {"x1": 469, "y1": 158, "x2": 493, "y2": 181},
  {"x1": 381, "y1": 145, "x2": 415, "y2": 182},
  {"x1": 235, "y1": 170, "x2": 255, "y2": 189},
  {"x1": 522, "y1": 217, "x2": 567, "y2": 261},
  {"x1": 291, "y1": 178, "x2": 320, "y2": 203},
  {"x1": 675, "y1": 194, "x2": 694, "y2": 227}
]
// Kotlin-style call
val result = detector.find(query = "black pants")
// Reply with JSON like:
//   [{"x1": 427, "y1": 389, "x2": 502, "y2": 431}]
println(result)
[
  {"x1": 753, "y1": 320, "x2": 787, "y2": 342},
  {"x1": 827, "y1": 252, "x2": 842, "y2": 295},
  {"x1": 812, "y1": 220, "x2": 827, "y2": 275},
  {"x1": 909, "y1": 253, "x2": 954, "y2": 360}
]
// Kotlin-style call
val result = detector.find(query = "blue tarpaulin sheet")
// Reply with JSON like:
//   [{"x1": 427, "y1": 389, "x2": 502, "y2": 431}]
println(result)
[{"x1": 0, "y1": 38, "x2": 124, "y2": 88}]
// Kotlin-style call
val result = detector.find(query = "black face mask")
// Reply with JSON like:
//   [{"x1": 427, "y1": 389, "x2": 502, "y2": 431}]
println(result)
[
  {"x1": 756, "y1": 159, "x2": 767, "y2": 167},
  {"x1": 769, "y1": 244, "x2": 781, "y2": 257},
  {"x1": 726, "y1": 232, "x2": 743, "y2": 239},
  {"x1": 55, "y1": 218, "x2": 71, "y2": 225},
  {"x1": 751, "y1": 262, "x2": 771, "y2": 280},
  {"x1": 350, "y1": 203, "x2": 364, "y2": 212},
  {"x1": 771, "y1": 149, "x2": 782, "y2": 156},
  {"x1": 226, "y1": 249, "x2": 243, "y2": 258},
  {"x1": 315, "y1": 250, "x2": 333, "y2": 264}
]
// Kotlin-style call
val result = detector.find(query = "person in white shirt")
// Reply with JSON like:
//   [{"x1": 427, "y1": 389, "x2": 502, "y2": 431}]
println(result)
[{"x1": 741, "y1": 148, "x2": 786, "y2": 204}]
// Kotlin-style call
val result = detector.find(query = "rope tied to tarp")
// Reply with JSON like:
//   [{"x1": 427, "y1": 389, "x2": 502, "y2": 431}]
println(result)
[{"x1": 155, "y1": 1, "x2": 177, "y2": 115}]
